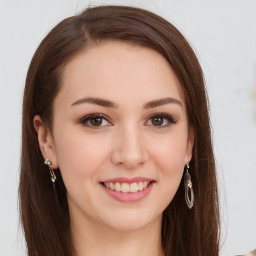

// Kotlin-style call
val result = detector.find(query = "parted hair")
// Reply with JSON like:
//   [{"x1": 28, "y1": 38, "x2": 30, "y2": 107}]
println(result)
[{"x1": 19, "y1": 5, "x2": 220, "y2": 256}]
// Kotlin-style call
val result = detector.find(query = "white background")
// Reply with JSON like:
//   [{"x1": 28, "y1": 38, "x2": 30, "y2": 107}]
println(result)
[{"x1": 1, "y1": 0, "x2": 256, "y2": 255}]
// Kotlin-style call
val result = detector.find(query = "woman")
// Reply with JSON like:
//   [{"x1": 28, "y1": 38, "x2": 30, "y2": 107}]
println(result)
[{"x1": 19, "y1": 5, "x2": 220, "y2": 256}]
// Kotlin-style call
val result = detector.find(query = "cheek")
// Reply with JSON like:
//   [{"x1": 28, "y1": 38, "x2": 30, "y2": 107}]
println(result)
[
  {"x1": 149, "y1": 134, "x2": 187, "y2": 197},
  {"x1": 53, "y1": 126, "x2": 111, "y2": 182},
  {"x1": 150, "y1": 132, "x2": 188, "y2": 174},
  {"x1": 53, "y1": 128, "x2": 113, "y2": 215}
]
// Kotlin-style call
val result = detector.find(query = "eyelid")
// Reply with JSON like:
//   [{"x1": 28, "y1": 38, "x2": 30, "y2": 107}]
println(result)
[
  {"x1": 79, "y1": 112, "x2": 177, "y2": 129},
  {"x1": 145, "y1": 112, "x2": 177, "y2": 128},
  {"x1": 79, "y1": 113, "x2": 112, "y2": 128}
]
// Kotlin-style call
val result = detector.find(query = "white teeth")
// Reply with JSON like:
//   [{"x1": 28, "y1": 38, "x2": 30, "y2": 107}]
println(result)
[
  {"x1": 110, "y1": 182, "x2": 115, "y2": 190},
  {"x1": 130, "y1": 182, "x2": 138, "y2": 193},
  {"x1": 115, "y1": 183, "x2": 121, "y2": 192},
  {"x1": 121, "y1": 183, "x2": 129, "y2": 193},
  {"x1": 103, "y1": 181, "x2": 151, "y2": 193},
  {"x1": 138, "y1": 182, "x2": 143, "y2": 191}
]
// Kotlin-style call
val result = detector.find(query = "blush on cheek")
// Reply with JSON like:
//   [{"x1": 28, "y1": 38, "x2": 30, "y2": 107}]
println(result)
[
  {"x1": 153, "y1": 142, "x2": 186, "y2": 173},
  {"x1": 56, "y1": 136, "x2": 112, "y2": 187}
]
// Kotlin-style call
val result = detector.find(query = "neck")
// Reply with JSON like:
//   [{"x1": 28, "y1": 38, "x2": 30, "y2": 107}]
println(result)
[{"x1": 71, "y1": 212, "x2": 164, "y2": 256}]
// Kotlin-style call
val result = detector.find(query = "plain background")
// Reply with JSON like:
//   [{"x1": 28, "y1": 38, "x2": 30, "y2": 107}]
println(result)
[{"x1": 1, "y1": 0, "x2": 256, "y2": 255}]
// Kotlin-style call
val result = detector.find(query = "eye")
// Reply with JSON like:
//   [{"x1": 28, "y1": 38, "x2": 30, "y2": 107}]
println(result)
[
  {"x1": 79, "y1": 114, "x2": 112, "y2": 128},
  {"x1": 146, "y1": 113, "x2": 177, "y2": 128}
]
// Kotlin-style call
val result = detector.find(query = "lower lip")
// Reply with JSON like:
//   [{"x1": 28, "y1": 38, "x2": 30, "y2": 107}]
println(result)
[{"x1": 101, "y1": 182, "x2": 155, "y2": 202}]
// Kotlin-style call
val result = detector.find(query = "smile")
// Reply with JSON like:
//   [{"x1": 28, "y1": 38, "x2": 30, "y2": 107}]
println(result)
[
  {"x1": 100, "y1": 177, "x2": 155, "y2": 202},
  {"x1": 103, "y1": 181, "x2": 150, "y2": 193}
]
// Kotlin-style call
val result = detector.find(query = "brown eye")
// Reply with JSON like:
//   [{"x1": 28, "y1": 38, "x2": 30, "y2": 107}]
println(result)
[
  {"x1": 151, "y1": 116, "x2": 164, "y2": 126},
  {"x1": 90, "y1": 117, "x2": 103, "y2": 126},
  {"x1": 146, "y1": 113, "x2": 177, "y2": 128},
  {"x1": 80, "y1": 114, "x2": 111, "y2": 128}
]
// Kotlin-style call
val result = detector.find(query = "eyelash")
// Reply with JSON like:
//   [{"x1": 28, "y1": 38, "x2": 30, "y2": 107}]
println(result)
[{"x1": 79, "y1": 112, "x2": 177, "y2": 129}]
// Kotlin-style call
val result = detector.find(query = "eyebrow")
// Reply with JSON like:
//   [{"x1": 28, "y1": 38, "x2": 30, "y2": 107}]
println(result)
[{"x1": 71, "y1": 96, "x2": 182, "y2": 109}]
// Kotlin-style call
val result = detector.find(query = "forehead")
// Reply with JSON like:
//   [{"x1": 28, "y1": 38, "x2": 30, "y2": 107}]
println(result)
[{"x1": 57, "y1": 41, "x2": 185, "y2": 108}]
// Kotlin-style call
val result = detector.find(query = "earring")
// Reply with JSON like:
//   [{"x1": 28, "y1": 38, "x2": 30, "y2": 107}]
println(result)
[
  {"x1": 184, "y1": 163, "x2": 194, "y2": 209},
  {"x1": 44, "y1": 159, "x2": 56, "y2": 182}
]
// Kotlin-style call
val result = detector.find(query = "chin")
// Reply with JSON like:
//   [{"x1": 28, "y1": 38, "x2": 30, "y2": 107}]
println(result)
[
  {"x1": 105, "y1": 220, "x2": 150, "y2": 232},
  {"x1": 101, "y1": 209, "x2": 162, "y2": 232}
]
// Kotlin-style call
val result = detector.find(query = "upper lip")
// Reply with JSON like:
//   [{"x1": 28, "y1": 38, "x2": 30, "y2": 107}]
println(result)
[{"x1": 101, "y1": 177, "x2": 155, "y2": 184}]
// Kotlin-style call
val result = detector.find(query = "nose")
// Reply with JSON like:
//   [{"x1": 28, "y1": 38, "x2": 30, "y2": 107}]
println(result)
[{"x1": 111, "y1": 124, "x2": 149, "y2": 169}]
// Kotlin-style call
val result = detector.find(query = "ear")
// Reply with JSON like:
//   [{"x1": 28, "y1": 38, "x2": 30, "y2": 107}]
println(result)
[
  {"x1": 184, "y1": 127, "x2": 194, "y2": 164},
  {"x1": 33, "y1": 115, "x2": 58, "y2": 169}
]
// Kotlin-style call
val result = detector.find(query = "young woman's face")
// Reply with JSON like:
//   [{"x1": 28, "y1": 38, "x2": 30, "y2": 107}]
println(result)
[{"x1": 48, "y1": 41, "x2": 193, "y2": 231}]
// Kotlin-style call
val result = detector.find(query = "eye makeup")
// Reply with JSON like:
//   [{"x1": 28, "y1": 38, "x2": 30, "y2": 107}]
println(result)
[{"x1": 79, "y1": 112, "x2": 178, "y2": 129}]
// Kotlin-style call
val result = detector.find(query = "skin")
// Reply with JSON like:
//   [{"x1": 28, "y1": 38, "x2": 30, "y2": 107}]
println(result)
[{"x1": 34, "y1": 41, "x2": 194, "y2": 256}]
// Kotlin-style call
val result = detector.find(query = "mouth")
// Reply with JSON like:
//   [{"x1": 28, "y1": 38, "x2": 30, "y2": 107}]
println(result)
[
  {"x1": 101, "y1": 180, "x2": 154, "y2": 193},
  {"x1": 99, "y1": 177, "x2": 156, "y2": 202}
]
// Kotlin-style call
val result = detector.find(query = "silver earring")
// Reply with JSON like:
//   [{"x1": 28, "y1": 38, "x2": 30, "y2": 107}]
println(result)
[
  {"x1": 44, "y1": 159, "x2": 56, "y2": 182},
  {"x1": 184, "y1": 163, "x2": 194, "y2": 209}
]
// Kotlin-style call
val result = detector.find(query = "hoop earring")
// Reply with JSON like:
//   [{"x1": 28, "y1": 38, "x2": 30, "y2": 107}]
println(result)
[
  {"x1": 44, "y1": 159, "x2": 56, "y2": 183},
  {"x1": 184, "y1": 163, "x2": 194, "y2": 209}
]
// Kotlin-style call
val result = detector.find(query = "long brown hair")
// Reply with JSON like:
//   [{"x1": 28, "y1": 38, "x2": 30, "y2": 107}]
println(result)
[{"x1": 19, "y1": 5, "x2": 220, "y2": 256}]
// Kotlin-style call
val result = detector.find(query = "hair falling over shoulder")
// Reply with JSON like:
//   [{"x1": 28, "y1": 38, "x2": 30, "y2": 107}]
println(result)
[{"x1": 19, "y1": 5, "x2": 220, "y2": 256}]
